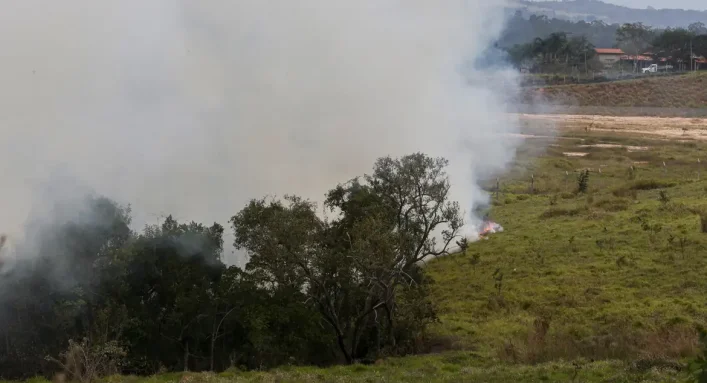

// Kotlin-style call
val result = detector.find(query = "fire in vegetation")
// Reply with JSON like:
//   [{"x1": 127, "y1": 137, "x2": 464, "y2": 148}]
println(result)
[{"x1": 478, "y1": 217, "x2": 503, "y2": 239}]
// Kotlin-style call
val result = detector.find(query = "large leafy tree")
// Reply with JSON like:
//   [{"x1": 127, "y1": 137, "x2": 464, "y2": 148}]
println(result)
[
  {"x1": 112, "y1": 216, "x2": 226, "y2": 372},
  {"x1": 231, "y1": 153, "x2": 463, "y2": 363}
]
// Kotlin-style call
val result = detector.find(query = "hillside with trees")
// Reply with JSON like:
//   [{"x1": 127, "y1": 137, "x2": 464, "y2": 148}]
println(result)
[
  {"x1": 498, "y1": 12, "x2": 620, "y2": 48},
  {"x1": 511, "y1": 0, "x2": 707, "y2": 28}
]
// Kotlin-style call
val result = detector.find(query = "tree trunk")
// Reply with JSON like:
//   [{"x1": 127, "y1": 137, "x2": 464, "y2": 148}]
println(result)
[
  {"x1": 183, "y1": 340, "x2": 189, "y2": 372},
  {"x1": 337, "y1": 333, "x2": 352, "y2": 364},
  {"x1": 210, "y1": 336, "x2": 216, "y2": 371},
  {"x1": 384, "y1": 304, "x2": 396, "y2": 348}
]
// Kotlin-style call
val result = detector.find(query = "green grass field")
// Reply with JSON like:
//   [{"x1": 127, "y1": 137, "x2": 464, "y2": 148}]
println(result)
[
  {"x1": 429, "y1": 130, "x2": 707, "y2": 363},
  {"x1": 13, "y1": 358, "x2": 688, "y2": 383},
  {"x1": 17, "y1": 128, "x2": 707, "y2": 382},
  {"x1": 101, "y1": 358, "x2": 685, "y2": 382}
]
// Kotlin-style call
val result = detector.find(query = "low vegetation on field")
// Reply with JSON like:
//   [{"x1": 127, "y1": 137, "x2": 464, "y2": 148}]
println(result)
[
  {"x1": 522, "y1": 72, "x2": 707, "y2": 110},
  {"x1": 6, "y1": 357, "x2": 690, "y2": 383},
  {"x1": 423, "y1": 129, "x2": 707, "y2": 379},
  {"x1": 15, "y1": 129, "x2": 707, "y2": 383}
]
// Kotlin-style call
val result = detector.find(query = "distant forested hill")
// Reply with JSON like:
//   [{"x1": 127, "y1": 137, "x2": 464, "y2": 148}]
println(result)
[
  {"x1": 511, "y1": 0, "x2": 707, "y2": 28},
  {"x1": 498, "y1": 12, "x2": 619, "y2": 48}
]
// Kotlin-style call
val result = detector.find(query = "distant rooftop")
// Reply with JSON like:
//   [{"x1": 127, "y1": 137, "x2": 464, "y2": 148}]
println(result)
[{"x1": 595, "y1": 48, "x2": 625, "y2": 55}]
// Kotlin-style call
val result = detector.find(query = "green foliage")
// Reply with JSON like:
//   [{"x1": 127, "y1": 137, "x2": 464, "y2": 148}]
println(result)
[
  {"x1": 230, "y1": 153, "x2": 462, "y2": 364},
  {"x1": 45, "y1": 338, "x2": 126, "y2": 383},
  {"x1": 577, "y1": 169, "x2": 590, "y2": 193},
  {"x1": 505, "y1": 31, "x2": 597, "y2": 73},
  {"x1": 688, "y1": 327, "x2": 707, "y2": 383},
  {"x1": 8, "y1": 130, "x2": 707, "y2": 382},
  {"x1": 0, "y1": 153, "x2": 459, "y2": 379},
  {"x1": 500, "y1": 13, "x2": 619, "y2": 47},
  {"x1": 659, "y1": 190, "x2": 671, "y2": 204},
  {"x1": 651, "y1": 26, "x2": 707, "y2": 68},
  {"x1": 84, "y1": 358, "x2": 687, "y2": 382},
  {"x1": 616, "y1": 22, "x2": 654, "y2": 72}
]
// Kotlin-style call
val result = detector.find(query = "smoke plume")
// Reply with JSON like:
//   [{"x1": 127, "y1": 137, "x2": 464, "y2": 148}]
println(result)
[{"x1": 0, "y1": 1, "x2": 523, "y2": 266}]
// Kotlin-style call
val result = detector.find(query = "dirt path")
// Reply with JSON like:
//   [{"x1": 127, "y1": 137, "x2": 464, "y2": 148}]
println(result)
[{"x1": 515, "y1": 113, "x2": 707, "y2": 140}]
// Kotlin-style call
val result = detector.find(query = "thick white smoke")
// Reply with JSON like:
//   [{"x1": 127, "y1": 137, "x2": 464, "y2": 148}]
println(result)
[{"x1": 0, "y1": 1, "x2": 522, "y2": 266}]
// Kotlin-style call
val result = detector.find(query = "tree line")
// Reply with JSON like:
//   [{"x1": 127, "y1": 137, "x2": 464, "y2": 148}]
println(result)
[
  {"x1": 0, "y1": 153, "x2": 466, "y2": 380},
  {"x1": 504, "y1": 20, "x2": 707, "y2": 73},
  {"x1": 505, "y1": 32, "x2": 598, "y2": 73}
]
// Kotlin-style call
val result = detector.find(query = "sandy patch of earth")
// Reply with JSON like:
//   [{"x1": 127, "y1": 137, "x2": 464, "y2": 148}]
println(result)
[
  {"x1": 563, "y1": 152, "x2": 589, "y2": 157},
  {"x1": 578, "y1": 144, "x2": 650, "y2": 151},
  {"x1": 515, "y1": 113, "x2": 707, "y2": 140}
]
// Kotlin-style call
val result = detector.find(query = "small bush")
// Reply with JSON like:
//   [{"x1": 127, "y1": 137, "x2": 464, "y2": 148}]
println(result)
[
  {"x1": 541, "y1": 206, "x2": 587, "y2": 219},
  {"x1": 630, "y1": 179, "x2": 676, "y2": 191},
  {"x1": 612, "y1": 180, "x2": 675, "y2": 198},
  {"x1": 594, "y1": 198, "x2": 630, "y2": 212},
  {"x1": 586, "y1": 193, "x2": 594, "y2": 205},
  {"x1": 549, "y1": 195, "x2": 558, "y2": 206},
  {"x1": 46, "y1": 338, "x2": 126, "y2": 383},
  {"x1": 687, "y1": 208, "x2": 707, "y2": 233},
  {"x1": 498, "y1": 323, "x2": 699, "y2": 364},
  {"x1": 577, "y1": 170, "x2": 590, "y2": 193}
]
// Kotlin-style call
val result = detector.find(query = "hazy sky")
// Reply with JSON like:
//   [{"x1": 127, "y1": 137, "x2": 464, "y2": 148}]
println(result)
[{"x1": 596, "y1": 0, "x2": 706, "y2": 11}]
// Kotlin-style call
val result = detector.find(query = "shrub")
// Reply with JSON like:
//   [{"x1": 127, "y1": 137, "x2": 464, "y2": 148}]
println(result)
[
  {"x1": 593, "y1": 198, "x2": 630, "y2": 212},
  {"x1": 687, "y1": 208, "x2": 707, "y2": 233},
  {"x1": 630, "y1": 179, "x2": 676, "y2": 191},
  {"x1": 577, "y1": 170, "x2": 589, "y2": 193},
  {"x1": 541, "y1": 206, "x2": 587, "y2": 219},
  {"x1": 498, "y1": 323, "x2": 699, "y2": 365},
  {"x1": 46, "y1": 338, "x2": 126, "y2": 383},
  {"x1": 613, "y1": 180, "x2": 675, "y2": 198},
  {"x1": 687, "y1": 327, "x2": 707, "y2": 382}
]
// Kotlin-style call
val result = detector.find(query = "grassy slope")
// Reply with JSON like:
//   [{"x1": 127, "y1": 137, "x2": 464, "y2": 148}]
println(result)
[
  {"x1": 523, "y1": 72, "x2": 707, "y2": 109},
  {"x1": 17, "y1": 131, "x2": 707, "y2": 382},
  {"x1": 102, "y1": 359, "x2": 682, "y2": 382},
  {"x1": 425, "y1": 130, "x2": 707, "y2": 378},
  {"x1": 14, "y1": 358, "x2": 685, "y2": 383}
]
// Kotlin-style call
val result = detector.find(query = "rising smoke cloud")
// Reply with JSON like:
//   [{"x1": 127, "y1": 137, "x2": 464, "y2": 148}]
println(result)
[{"x1": 0, "y1": 1, "x2": 523, "y2": 266}]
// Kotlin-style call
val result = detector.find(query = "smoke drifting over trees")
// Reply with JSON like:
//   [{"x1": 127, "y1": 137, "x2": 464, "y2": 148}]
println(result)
[
  {"x1": 0, "y1": 1, "x2": 522, "y2": 264},
  {"x1": 0, "y1": 0, "x2": 527, "y2": 378}
]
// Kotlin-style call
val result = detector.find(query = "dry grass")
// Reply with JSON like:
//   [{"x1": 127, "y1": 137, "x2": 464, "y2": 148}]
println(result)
[
  {"x1": 498, "y1": 316, "x2": 698, "y2": 365},
  {"x1": 523, "y1": 72, "x2": 707, "y2": 111}
]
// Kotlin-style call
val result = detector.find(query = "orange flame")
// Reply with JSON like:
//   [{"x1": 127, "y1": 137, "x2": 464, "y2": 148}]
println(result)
[{"x1": 478, "y1": 220, "x2": 502, "y2": 238}]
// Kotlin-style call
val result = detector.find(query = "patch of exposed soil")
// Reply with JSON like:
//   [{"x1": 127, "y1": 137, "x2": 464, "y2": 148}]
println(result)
[
  {"x1": 563, "y1": 152, "x2": 589, "y2": 157},
  {"x1": 516, "y1": 113, "x2": 707, "y2": 140}
]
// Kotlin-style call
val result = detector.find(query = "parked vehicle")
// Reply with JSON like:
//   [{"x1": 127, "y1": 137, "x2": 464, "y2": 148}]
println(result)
[{"x1": 642, "y1": 64, "x2": 674, "y2": 73}]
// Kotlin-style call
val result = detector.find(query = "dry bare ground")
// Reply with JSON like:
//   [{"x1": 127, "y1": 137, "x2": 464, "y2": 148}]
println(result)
[{"x1": 516, "y1": 113, "x2": 707, "y2": 140}]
